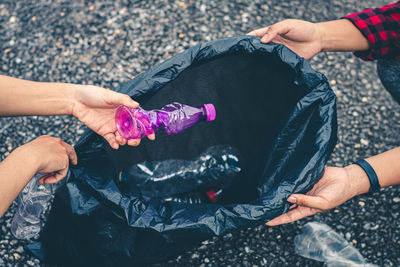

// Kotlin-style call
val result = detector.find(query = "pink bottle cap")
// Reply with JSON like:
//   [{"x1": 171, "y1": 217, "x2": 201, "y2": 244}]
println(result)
[{"x1": 203, "y1": 104, "x2": 216, "y2": 122}]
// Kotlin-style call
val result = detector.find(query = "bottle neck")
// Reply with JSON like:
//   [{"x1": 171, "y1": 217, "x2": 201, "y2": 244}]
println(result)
[{"x1": 200, "y1": 106, "x2": 208, "y2": 121}]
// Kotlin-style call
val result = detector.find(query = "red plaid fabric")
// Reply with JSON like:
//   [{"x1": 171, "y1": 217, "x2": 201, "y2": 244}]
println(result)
[{"x1": 345, "y1": 1, "x2": 400, "y2": 61}]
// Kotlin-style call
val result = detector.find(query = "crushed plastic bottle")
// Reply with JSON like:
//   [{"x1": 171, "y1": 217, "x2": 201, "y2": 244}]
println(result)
[
  {"x1": 294, "y1": 222, "x2": 377, "y2": 267},
  {"x1": 119, "y1": 145, "x2": 241, "y2": 198},
  {"x1": 164, "y1": 189, "x2": 223, "y2": 204},
  {"x1": 11, "y1": 174, "x2": 64, "y2": 240},
  {"x1": 115, "y1": 102, "x2": 216, "y2": 140}
]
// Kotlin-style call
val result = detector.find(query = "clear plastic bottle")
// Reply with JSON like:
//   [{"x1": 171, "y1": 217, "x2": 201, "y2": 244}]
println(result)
[
  {"x1": 119, "y1": 145, "x2": 241, "y2": 198},
  {"x1": 164, "y1": 189, "x2": 223, "y2": 204},
  {"x1": 294, "y1": 222, "x2": 377, "y2": 267},
  {"x1": 11, "y1": 174, "x2": 64, "y2": 240},
  {"x1": 115, "y1": 102, "x2": 216, "y2": 140}
]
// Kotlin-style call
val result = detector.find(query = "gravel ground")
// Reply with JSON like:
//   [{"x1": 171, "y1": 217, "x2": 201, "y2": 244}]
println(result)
[{"x1": 1, "y1": 0, "x2": 399, "y2": 266}]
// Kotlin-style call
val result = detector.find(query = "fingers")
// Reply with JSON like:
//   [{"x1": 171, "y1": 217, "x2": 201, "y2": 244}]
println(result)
[
  {"x1": 127, "y1": 139, "x2": 141, "y2": 146},
  {"x1": 147, "y1": 133, "x2": 155, "y2": 141},
  {"x1": 41, "y1": 167, "x2": 69, "y2": 184},
  {"x1": 247, "y1": 26, "x2": 269, "y2": 37},
  {"x1": 249, "y1": 20, "x2": 293, "y2": 44},
  {"x1": 265, "y1": 193, "x2": 330, "y2": 226},
  {"x1": 266, "y1": 206, "x2": 318, "y2": 226},
  {"x1": 115, "y1": 131, "x2": 127, "y2": 146},
  {"x1": 289, "y1": 194, "x2": 330, "y2": 210},
  {"x1": 60, "y1": 140, "x2": 78, "y2": 165},
  {"x1": 104, "y1": 133, "x2": 119, "y2": 149},
  {"x1": 106, "y1": 90, "x2": 139, "y2": 109}
]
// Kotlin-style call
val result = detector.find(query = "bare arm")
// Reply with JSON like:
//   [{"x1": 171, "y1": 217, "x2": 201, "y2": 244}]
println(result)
[
  {"x1": 318, "y1": 19, "x2": 370, "y2": 53},
  {"x1": 0, "y1": 75, "x2": 76, "y2": 116},
  {"x1": 0, "y1": 136, "x2": 77, "y2": 218},
  {"x1": 267, "y1": 147, "x2": 400, "y2": 226},
  {"x1": 0, "y1": 75, "x2": 153, "y2": 148},
  {"x1": 248, "y1": 19, "x2": 369, "y2": 59}
]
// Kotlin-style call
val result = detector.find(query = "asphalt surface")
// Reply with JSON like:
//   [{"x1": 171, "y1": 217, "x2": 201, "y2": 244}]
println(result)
[{"x1": 1, "y1": 0, "x2": 399, "y2": 266}]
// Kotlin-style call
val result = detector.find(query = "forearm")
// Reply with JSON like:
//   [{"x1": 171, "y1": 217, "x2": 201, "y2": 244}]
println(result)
[
  {"x1": 345, "y1": 147, "x2": 400, "y2": 196},
  {"x1": 0, "y1": 147, "x2": 38, "y2": 217},
  {"x1": 317, "y1": 19, "x2": 370, "y2": 53},
  {"x1": 0, "y1": 75, "x2": 77, "y2": 116}
]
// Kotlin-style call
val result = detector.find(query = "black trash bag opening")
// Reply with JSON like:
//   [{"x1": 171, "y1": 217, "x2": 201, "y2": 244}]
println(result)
[
  {"x1": 36, "y1": 36, "x2": 337, "y2": 267},
  {"x1": 107, "y1": 52, "x2": 302, "y2": 204}
]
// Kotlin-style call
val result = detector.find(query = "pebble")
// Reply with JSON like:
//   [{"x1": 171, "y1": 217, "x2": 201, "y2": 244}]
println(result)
[{"x1": 360, "y1": 138, "x2": 369, "y2": 146}]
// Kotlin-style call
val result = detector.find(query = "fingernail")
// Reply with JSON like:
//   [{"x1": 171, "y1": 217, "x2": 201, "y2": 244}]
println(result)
[
  {"x1": 288, "y1": 196, "x2": 297, "y2": 203},
  {"x1": 261, "y1": 34, "x2": 268, "y2": 42}
]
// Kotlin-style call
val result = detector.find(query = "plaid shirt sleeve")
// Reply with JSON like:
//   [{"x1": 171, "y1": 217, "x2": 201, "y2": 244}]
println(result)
[{"x1": 344, "y1": 1, "x2": 400, "y2": 61}]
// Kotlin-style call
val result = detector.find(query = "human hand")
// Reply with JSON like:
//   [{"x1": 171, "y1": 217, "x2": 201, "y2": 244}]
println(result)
[
  {"x1": 266, "y1": 166, "x2": 370, "y2": 226},
  {"x1": 248, "y1": 19, "x2": 323, "y2": 60},
  {"x1": 21, "y1": 135, "x2": 78, "y2": 184},
  {"x1": 71, "y1": 85, "x2": 155, "y2": 149}
]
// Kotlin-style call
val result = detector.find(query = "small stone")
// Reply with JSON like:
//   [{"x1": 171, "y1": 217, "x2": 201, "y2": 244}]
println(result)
[
  {"x1": 204, "y1": 258, "x2": 210, "y2": 263},
  {"x1": 352, "y1": 239, "x2": 357, "y2": 244},
  {"x1": 191, "y1": 253, "x2": 200, "y2": 259},
  {"x1": 361, "y1": 97, "x2": 368, "y2": 102},
  {"x1": 15, "y1": 58, "x2": 21, "y2": 64},
  {"x1": 354, "y1": 144, "x2": 361, "y2": 149},
  {"x1": 31, "y1": 16, "x2": 36, "y2": 22},
  {"x1": 89, "y1": 5, "x2": 95, "y2": 11},
  {"x1": 13, "y1": 253, "x2": 20, "y2": 260},
  {"x1": 360, "y1": 138, "x2": 369, "y2": 146},
  {"x1": 15, "y1": 246, "x2": 23, "y2": 253},
  {"x1": 178, "y1": 33, "x2": 185, "y2": 39},
  {"x1": 361, "y1": 243, "x2": 366, "y2": 248},
  {"x1": 9, "y1": 16, "x2": 17, "y2": 23},
  {"x1": 7, "y1": 145, "x2": 12, "y2": 151},
  {"x1": 345, "y1": 232, "x2": 351, "y2": 240},
  {"x1": 56, "y1": 41, "x2": 62, "y2": 48},
  {"x1": 358, "y1": 201, "x2": 365, "y2": 207},
  {"x1": 330, "y1": 80, "x2": 336, "y2": 85},
  {"x1": 393, "y1": 197, "x2": 400, "y2": 203},
  {"x1": 178, "y1": 1, "x2": 187, "y2": 9},
  {"x1": 334, "y1": 209, "x2": 340, "y2": 213}
]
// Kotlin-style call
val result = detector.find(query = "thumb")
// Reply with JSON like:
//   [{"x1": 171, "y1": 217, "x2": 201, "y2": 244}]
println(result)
[
  {"x1": 106, "y1": 90, "x2": 139, "y2": 109},
  {"x1": 247, "y1": 26, "x2": 269, "y2": 37},
  {"x1": 288, "y1": 194, "x2": 330, "y2": 210},
  {"x1": 260, "y1": 22, "x2": 291, "y2": 43}
]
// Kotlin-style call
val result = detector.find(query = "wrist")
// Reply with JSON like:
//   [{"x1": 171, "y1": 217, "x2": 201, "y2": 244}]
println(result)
[
  {"x1": 11, "y1": 145, "x2": 42, "y2": 173},
  {"x1": 344, "y1": 164, "x2": 371, "y2": 196},
  {"x1": 316, "y1": 19, "x2": 369, "y2": 53},
  {"x1": 59, "y1": 82, "x2": 79, "y2": 115}
]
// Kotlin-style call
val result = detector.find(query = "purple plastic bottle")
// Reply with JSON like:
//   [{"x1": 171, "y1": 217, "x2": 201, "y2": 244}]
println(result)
[{"x1": 115, "y1": 102, "x2": 216, "y2": 140}]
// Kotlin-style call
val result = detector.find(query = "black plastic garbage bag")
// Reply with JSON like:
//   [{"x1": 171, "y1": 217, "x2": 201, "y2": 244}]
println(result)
[{"x1": 34, "y1": 36, "x2": 337, "y2": 266}]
